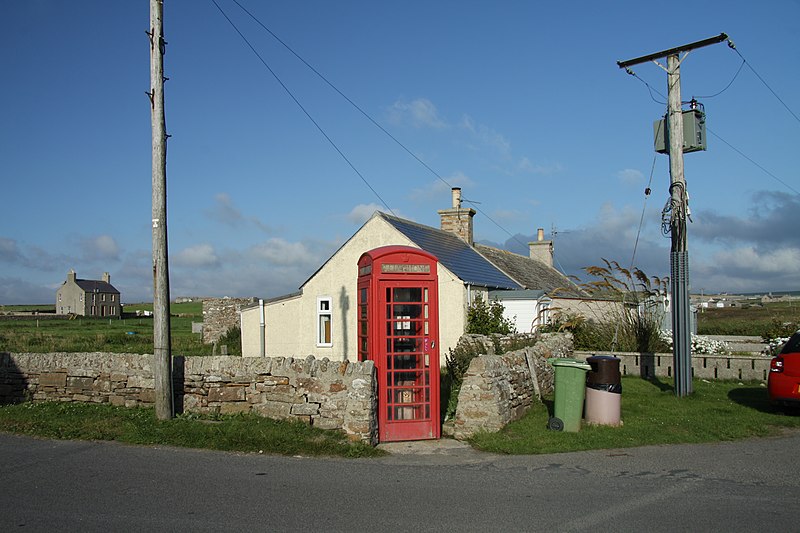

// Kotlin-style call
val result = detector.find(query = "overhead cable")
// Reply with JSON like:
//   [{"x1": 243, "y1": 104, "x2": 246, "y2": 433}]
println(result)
[{"x1": 211, "y1": 0, "x2": 396, "y2": 216}]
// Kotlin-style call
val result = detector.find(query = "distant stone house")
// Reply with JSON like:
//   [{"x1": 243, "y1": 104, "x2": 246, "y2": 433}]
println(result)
[
  {"x1": 56, "y1": 270, "x2": 121, "y2": 317},
  {"x1": 241, "y1": 188, "x2": 611, "y2": 360}
]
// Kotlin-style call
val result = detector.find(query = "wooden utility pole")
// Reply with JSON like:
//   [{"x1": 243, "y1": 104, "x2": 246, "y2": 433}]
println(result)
[
  {"x1": 618, "y1": 33, "x2": 727, "y2": 397},
  {"x1": 149, "y1": 0, "x2": 173, "y2": 419}
]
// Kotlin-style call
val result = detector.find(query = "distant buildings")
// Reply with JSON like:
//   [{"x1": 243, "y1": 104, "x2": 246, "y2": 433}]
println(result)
[{"x1": 56, "y1": 270, "x2": 120, "y2": 317}]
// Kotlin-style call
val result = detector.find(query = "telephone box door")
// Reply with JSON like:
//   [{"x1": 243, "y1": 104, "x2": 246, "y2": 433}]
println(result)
[{"x1": 358, "y1": 247, "x2": 440, "y2": 442}]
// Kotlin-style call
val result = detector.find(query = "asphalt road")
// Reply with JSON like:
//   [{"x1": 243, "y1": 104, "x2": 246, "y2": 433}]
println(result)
[{"x1": 1, "y1": 431, "x2": 799, "y2": 532}]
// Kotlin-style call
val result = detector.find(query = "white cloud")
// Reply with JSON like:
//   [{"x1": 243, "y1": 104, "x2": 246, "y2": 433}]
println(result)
[
  {"x1": 617, "y1": 168, "x2": 644, "y2": 185},
  {"x1": 206, "y1": 193, "x2": 272, "y2": 233},
  {"x1": 388, "y1": 98, "x2": 448, "y2": 129},
  {"x1": 346, "y1": 204, "x2": 382, "y2": 225},
  {"x1": 518, "y1": 157, "x2": 563, "y2": 175},
  {"x1": 459, "y1": 114, "x2": 510, "y2": 156},
  {"x1": 80, "y1": 234, "x2": 119, "y2": 261},
  {"x1": 251, "y1": 238, "x2": 317, "y2": 267},
  {"x1": 174, "y1": 244, "x2": 220, "y2": 268}
]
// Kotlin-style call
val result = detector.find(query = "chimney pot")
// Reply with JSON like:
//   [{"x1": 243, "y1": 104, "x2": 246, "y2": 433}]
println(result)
[
  {"x1": 537, "y1": 228, "x2": 545, "y2": 242},
  {"x1": 452, "y1": 187, "x2": 462, "y2": 209}
]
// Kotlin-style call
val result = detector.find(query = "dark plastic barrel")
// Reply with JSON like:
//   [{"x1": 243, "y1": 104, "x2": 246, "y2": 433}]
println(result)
[
  {"x1": 586, "y1": 355, "x2": 621, "y2": 393},
  {"x1": 585, "y1": 355, "x2": 622, "y2": 426}
]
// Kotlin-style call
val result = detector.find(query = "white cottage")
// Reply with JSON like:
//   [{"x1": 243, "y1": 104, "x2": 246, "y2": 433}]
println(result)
[{"x1": 241, "y1": 188, "x2": 595, "y2": 360}]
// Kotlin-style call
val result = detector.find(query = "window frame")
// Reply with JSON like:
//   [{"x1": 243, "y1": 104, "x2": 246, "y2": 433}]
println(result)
[{"x1": 316, "y1": 296, "x2": 333, "y2": 347}]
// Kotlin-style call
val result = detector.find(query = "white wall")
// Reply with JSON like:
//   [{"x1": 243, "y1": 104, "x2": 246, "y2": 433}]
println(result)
[{"x1": 239, "y1": 213, "x2": 471, "y2": 365}]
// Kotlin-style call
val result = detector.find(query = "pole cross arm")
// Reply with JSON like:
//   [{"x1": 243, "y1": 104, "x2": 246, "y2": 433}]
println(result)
[{"x1": 617, "y1": 33, "x2": 728, "y2": 69}]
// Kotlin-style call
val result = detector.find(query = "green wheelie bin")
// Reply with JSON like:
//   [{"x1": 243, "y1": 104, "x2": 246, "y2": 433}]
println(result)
[{"x1": 547, "y1": 358, "x2": 592, "y2": 432}]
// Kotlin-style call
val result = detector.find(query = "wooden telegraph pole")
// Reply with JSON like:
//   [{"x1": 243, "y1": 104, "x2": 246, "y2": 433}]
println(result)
[
  {"x1": 149, "y1": 0, "x2": 173, "y2": 419},
  {"x1": 618, "y1": 33, "x2": 727, "y2": 397}
]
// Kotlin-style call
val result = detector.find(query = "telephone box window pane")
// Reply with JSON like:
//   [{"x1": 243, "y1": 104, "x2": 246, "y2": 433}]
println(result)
[
  {"x1": 424, "y1": 288, "x2": 428, "y2": 302},
  {"x1": 393, "y1": 288, "x2": 421, "y2": 303}
]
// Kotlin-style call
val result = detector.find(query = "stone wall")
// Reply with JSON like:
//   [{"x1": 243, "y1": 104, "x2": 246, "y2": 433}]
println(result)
[
  {"x1": 578, "y1": 350, "x2": 772, "y2": 382},
  {"x1": 202, "y1": 297, "x2": 256, "y2": 344},
  {"x1": 0, "y1": 352, "x2": 377, "y2": 443},
  {"x1": 450, "y1": 332, "x2": 572, "y2": 439}
]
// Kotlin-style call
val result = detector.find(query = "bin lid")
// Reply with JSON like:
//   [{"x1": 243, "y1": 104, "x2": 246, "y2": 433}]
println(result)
[
  {"x1": 548, "y1": 357, "x2": 591, "y2": 370},
  {"x1": 586, "y1": 355, "x2": 621, "y2": 384}
]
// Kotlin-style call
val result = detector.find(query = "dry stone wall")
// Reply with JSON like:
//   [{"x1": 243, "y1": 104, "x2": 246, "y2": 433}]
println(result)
[
  {"x1": 202, "y1": 297, "x2": 256, "y2": 344},
  {"x1": 0, "y1": 352, "x2": 377, "y2": 443},
  {"x1": 450, "y1": 333, "x2": 572, "y2": 439}
]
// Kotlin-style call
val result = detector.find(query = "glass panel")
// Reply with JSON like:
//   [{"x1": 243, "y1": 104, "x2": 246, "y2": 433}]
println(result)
[
  {"x1": 394, "y1": 338, "x2": 418, "y2": 353},
  {"x1": 393, "y1": 287, "x2": 421, "y2": 303},
  {"x1": 386, "y1": 287, "x2": 391, "y2": 302},
  {"x1": 424, "y1": 304, "x2": 428, "y2": 319},
  {"x1": 424, "y1": 288, "x2": 428, "y2": 302},
  {"x1": 360, "y1": 321, "x2": 367, "y2": 335},
  {"x1": 318, "y1": 315, "x2": 331, "y2": 343},
  {"x1": 424, "y1": 321, "x2": 429, "y2": 335},
  {"x1": 425, "y1": 405, "x2": 430, "y2": 419},
  {"x1": 387, "y1": 406, "x2": 393, "y2": 421}
]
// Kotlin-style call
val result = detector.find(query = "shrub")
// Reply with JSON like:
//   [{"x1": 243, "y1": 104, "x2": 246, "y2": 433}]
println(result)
[
  {"x1": 561, "y1": 259, "x2": 670, "y2": 353},
  {"x1": 465, "y1": 295, "x2": 514, "y2": 335}
]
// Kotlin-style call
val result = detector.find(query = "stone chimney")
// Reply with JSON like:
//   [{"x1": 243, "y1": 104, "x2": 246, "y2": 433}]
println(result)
[
  {"x1": 67, "y1": 269, "x2": 77, "y2": 283},
  {"x1": 528, "y1": 228, "x2": 554, "y2": 268},
  {"x1": 102, "y1": 272, "x2": 111, "y2": 284},
  {"x1": 438, "y1": 187, "x2": 476, "y2": 245}
]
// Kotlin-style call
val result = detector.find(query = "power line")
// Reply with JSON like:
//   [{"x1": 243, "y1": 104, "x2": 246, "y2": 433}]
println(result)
[
  {"x1": 224, "y1": 0, "x2": 529, "y2": 247},
  {"x1": 707, "y1": 128, "x2": 799, "y2": 195},
  {"x1": 692, "y1": 57, "x2": 745, "y2": 99},
  {"x1": 210, "y1": 0, "x2": 396, "y2": 216},
  {"x1": 727, "y1": 39, "x2": 800, "y2": 125}
]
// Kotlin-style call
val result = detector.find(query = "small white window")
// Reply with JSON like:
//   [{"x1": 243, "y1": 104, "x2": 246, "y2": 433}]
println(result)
[{"x1": 317, "y1": 297, "x2": 332, "y2": 346}]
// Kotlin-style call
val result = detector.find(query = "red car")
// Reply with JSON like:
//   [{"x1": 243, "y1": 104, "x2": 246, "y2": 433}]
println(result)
[{"x1": 769, "y1": 331, "x2": 800, "y2": 411}]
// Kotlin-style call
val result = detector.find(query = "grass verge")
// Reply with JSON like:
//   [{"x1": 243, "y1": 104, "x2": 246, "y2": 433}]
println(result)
[
  {"x1": 0, "y1": 402, "x2": 384, "y2": 458},
  {"x1": 469, "y1": 376, "x2": 800, "y2": 454}
]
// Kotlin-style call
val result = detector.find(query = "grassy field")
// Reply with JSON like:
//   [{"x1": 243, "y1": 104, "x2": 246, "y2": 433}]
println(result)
[
  {"x1": 697, "y1": 300, "x2": 800, "y2": 338},
  {"x1": 0, "y1": 301, "x2": 222, "y2": 356}
]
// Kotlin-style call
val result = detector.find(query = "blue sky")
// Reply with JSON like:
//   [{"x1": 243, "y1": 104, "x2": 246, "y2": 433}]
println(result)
[{"x1": 2, "y1": 0, "x2": 798, "y2": 304}]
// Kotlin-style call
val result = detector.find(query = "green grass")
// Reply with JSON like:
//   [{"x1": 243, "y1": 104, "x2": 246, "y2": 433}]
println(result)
[
  {"x1": 0, "y1": 315, "x2": 213, "y2": 355},
  {"x1": 697, "y1": 301, "x2": 800, "y2": 337},
  {"x1": 469, "y1": 376, "x2": 800, "y2": 455},
  {"x1": 0, "y1": 301, "x2": 233, "y2": 356},
  {"x1": 0, "y1": 401, "x2": 384, "y2": 458}
]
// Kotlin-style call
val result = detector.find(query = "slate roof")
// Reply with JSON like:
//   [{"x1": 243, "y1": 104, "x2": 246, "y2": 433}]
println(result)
[
  {"x1": 74, "y1": 279, "x2": 119, "y2": 294},
  {"x1": 474, "y1": 244, "x2": 586, "y2": 298},
  {"x1": 380, "y1": 213, "x2": 522, "y2": 290}
]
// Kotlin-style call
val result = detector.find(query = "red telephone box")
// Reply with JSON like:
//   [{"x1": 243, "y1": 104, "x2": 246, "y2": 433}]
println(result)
[{"x1": 357, "y1": 246, "x2": 440, "y2": 442}]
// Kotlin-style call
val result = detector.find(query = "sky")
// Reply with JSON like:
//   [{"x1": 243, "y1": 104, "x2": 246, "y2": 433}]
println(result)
[{"x1": 1, "y1": 0, "x2": 799, "y2": 305}]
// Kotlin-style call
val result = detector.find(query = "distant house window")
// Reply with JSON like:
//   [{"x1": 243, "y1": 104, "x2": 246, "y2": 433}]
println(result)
[
  {"x1": 80, "y1": 294, "x2": 83, "y2": 302},
  {"x1": 111, "y1": 294, "x2": 115, "y2": 302},
  {"x1": 317, "y1": 297, "x2": 332, "y2": 346},
  {"x1": 110, "y1": 306, "x2": 115, "y2": 316},
  {"x1": 58, "y1": 294, "x2": 62, "y2": 302},
  {"x1": 101, "y1": 294, "x2": 106, "y2": 302}
]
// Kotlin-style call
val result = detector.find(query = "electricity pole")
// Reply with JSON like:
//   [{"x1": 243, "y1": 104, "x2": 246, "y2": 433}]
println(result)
[
  {"x1": 149, "y1": 0, "x2": 173, "y2": 419},
  {"x1": 618, "y1": 33, "x2": 727, "y2": 397}
]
